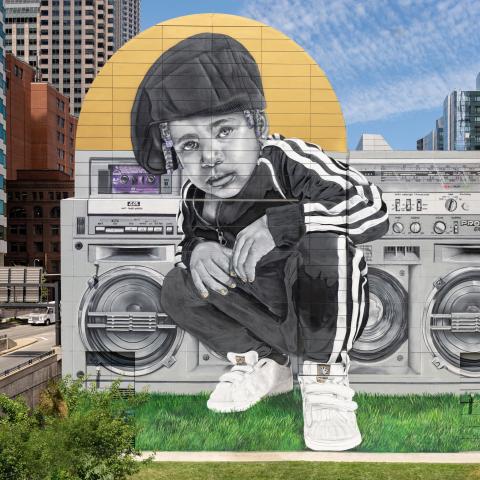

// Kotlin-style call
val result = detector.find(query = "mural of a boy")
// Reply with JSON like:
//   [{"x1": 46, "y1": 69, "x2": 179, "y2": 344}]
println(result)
[{"x1": 131, "y1": 33, "x2": 389, "y2": 451}]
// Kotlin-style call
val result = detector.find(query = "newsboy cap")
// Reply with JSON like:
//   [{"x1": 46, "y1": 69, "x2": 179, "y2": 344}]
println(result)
[{"x1": 131, "y1": 32, "x2": 266, "y2": 175}]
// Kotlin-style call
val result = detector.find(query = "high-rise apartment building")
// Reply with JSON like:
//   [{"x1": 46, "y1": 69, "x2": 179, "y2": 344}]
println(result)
[
  {"x1": 418, "y1": 72, "x2": 480, "y2": 151},
  {"x1": 4, "y1": 0, "x2": 140, "y2": 116},
  {"x1": 0, "y1": 3, "x2": 7, "y2": 262},
  {"x1": 115, "y1": 0, "x2": 139, "y2": 48}
]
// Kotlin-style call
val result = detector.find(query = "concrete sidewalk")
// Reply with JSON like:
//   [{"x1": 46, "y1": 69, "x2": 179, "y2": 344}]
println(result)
[
  {"x1": 139, "y1": 451, "x2": 480, "y2": 463},
  {"x1": 0, "y1": 337, "x2": 37, "y2": 355}
]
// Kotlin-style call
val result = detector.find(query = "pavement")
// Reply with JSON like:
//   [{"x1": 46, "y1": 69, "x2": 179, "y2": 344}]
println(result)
[
  {"x1": 0, "y1": 337, "x2": 37, "y2": 355},
  {"x1": 0, "y1": 323, "x2": 56, "y2": 372},
  {"x1": 139, "y1": 451, "x2": 480, "y2": 463}
]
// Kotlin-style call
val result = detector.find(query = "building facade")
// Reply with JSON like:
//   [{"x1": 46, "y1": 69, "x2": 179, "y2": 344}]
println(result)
[
  {"x1": 418, "y1": 72, "x2": 480, "y2": 151},
  {"x1": 6, "y1": 170, "x2": 73, "y2": 273},
  {"x1": 0, "y1": 3, "x2": 7, "y2": 263},
  {"x1": 115, "y1": 0, "x2": 139, "y2": 49},
  {"x1": 5, "y1": 0, "x2": 140, "y2": 116},
  {"x1": 5, "y1": 53, "x2": 76, "y2": 272}
]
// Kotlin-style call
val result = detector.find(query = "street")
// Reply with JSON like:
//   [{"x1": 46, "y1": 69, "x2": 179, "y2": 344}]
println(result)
[{"x1": 0, "y1": 322, "x2": 56, "y2": 373}]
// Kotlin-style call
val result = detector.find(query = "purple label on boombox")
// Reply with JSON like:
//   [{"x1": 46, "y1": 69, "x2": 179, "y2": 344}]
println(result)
[{"x1": 111, "y1": 165, "x2": 160, "y2": 194}]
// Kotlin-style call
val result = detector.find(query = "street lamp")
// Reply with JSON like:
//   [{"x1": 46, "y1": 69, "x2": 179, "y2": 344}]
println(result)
[{"x1": 33, "y1": 258, "x2": 40, "y2": 267}]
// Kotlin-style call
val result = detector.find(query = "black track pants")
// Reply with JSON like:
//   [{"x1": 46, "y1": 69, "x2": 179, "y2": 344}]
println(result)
[{"x1": 161, "y1": 232, "x2": 369, "y2": 363}]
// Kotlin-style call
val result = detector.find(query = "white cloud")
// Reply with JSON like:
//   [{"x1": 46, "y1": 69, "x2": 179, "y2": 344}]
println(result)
[{"x1": 242, "y1": 0, "x2": 480, "y2": 124}]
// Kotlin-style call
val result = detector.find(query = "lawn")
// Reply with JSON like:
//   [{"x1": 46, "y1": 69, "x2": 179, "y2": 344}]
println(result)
[
  {"x1": 130, "y1": 462, "x2": 480, "y2": 480},
  {"x1": 134, "y1": 390, "x2": 480, "y2": 452}
]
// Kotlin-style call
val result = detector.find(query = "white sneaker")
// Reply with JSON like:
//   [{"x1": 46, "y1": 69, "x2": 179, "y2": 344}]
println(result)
[
  {"x1": 207, "y1": 351, "x2": 293, "y2": 413},
  {"x1": 299, "y1": 352, "x2": 362, "y2": 451}
]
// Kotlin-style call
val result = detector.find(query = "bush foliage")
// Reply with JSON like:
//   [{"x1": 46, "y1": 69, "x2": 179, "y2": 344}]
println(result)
[{"x1": 0, "y1": 377, "x2": 148, "y2": 480}]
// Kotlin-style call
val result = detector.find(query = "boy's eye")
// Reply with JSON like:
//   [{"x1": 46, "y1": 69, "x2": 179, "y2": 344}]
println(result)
[
  {"x1": 217, "y1": 126, "x2": 233, "y2": 138},
  {"x1": 182, "y1": 140, "x2": 199, "y2": 151}
]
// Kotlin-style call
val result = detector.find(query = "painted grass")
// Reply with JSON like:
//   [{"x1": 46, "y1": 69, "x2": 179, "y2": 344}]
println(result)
[
  {"x1": 130, "y1": 462, "x2": 480, "y2": 480},
  {"x1": 134, "y1": 391, "x2": 480, "y2": 452}
]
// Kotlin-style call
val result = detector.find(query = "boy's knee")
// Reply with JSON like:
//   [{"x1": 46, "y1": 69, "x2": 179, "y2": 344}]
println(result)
[{"x1": 161, "y1": 267, "x2": 191, "y2": 314}]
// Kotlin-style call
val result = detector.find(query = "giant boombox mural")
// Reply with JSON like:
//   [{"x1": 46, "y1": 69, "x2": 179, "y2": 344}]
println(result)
[{"x1": 61, "y1": 13, "x2": 480, "y2": 400}]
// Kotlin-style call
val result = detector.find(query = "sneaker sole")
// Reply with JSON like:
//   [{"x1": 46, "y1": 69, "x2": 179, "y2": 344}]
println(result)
[
  {"x1": 304, "y1": 432, "x2": 362, "y2": 452},
  {"x1": 207, "y1": 379, "x2": 294, "y2": 413}
]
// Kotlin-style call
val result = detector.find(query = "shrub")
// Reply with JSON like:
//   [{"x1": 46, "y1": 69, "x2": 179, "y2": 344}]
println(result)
[{"x1": 0, "y1": 377, "x2": 148, "y2": 480}]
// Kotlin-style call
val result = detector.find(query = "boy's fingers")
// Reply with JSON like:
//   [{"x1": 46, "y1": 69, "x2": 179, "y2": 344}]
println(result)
[
  {"x1": 207, "y1": 261, "x2": 236, "y2": 288},
  {"x1": 213, "y1": 254, "x2": 231, "y2": 276},
  {"x1": 244, "y1": 248, "x2": 259, "y2": 283},
  {"x1": 231, "y1": 235, "x2": 246, "y2": 275},
  {"x1": 197, "y1": 262, "x2": 229, "y2": 296},
  {"x1": 236, "y1": 239, "x2": 253, "y2": 281},
  {"x1": 191, "y1": 269, "x2": 208, "y2": 298}
]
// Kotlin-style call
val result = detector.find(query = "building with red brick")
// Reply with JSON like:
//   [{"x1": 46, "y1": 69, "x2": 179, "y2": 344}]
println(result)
[{"x1": 5, "y1": 53, "x2": 76, "y2": 273}]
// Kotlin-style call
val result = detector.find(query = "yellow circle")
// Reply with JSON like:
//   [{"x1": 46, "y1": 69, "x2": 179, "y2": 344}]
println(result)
[{"x1": 76, "y1": 13, "x2": 346, "y2": 152}]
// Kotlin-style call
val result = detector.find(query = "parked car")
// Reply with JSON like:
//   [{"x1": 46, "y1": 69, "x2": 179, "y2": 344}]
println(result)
[{"x1": 27, "y1": 303, "x2": 56, "y2": 326}]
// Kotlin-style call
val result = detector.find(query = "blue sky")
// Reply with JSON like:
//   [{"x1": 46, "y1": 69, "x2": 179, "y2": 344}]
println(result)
[{"x1": 140, "y1": 0, "x2": 480, "y2": 150}]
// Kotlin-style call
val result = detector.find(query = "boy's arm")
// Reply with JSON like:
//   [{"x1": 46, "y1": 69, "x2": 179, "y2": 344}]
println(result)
[
  {"x1": 174, "y1": 182, "x2": 205, "y2": 269},
  {"x1": 262, "y1": 138, "x2": 389, "y2": 246}
]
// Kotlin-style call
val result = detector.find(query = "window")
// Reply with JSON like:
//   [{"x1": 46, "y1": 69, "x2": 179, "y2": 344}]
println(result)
[
  {"x1": 51, "y1": 224, "x2": 60, "y2": 235},
  {"x1": 34, "y1": 242, "x2": 44, "y2": 253},
  {"x1": 11, "y1": 242, "x2": 27, "y2": 253},
  {"x1": 34, "y1": 224, "x2": 43, "y2": 235},
  {"x1": 9, "y1": 207, "x2": 27, "y2": 218},
  {"x1": 57, "y1": 149, "x2": 64, "y2": 160},
  {"x1": 50, "y1": 206, "x2": 61, "y2": 218},
  {"x1": 57, "y1": 115, "x2": 65, "y2": 128},
  {"x1": 63, "y1": 192, "x2": 69, "y2": 199},
  {"x1": 14, "y1": 65, "x2": 23, "y2": 79},
  {"x1": 33, "y1": 206, "x2": 43, "y2": 218}
]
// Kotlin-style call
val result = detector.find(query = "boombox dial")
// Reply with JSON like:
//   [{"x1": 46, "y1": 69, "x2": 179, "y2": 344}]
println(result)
[
  {"x1": 392, "y1": 222, "x2": 404, "y2": 233},
  {"x1": 434, "y1": 221, "x2": 447, "y2": 234},
  {"x1": 445, "y1": 199, "x2": 457, "y2": 212}
]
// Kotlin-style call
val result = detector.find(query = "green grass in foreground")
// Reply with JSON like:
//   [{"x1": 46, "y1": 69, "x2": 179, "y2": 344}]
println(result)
[
  {"x1": 134, "y1": 391, "x2": 480, "y2": 452},
  {"x1": 130, "y1": 462, "x2": 480, "y2": 480}
]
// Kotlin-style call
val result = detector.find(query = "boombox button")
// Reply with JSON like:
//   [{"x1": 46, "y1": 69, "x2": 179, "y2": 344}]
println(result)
[
  {"x1": 138, "y1": 227, "x2": 147, "y2": 232},
  {"x1": 105, "y1": 227, "x2": 124, "y2": 233},
  {"x1": 95, "y1": 227, "x2": 106, "y2": 233},
  {"x1": 125, "y1": 227, "x2": 137, "y2": 232},
  {"x1": 147, "y1": 227, "x2": 154, "y2": 232},
  {"x1": 154, "y1": 226, "x2": 164, "y2": 233},
  {"x1": 166, "y1": 225, "x2": 174, "y2": 234}
]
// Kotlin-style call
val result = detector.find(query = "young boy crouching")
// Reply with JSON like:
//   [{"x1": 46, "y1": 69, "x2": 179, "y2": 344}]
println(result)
[{"x1": 131, "y1": 33, "x2": 389, "y2": 451}]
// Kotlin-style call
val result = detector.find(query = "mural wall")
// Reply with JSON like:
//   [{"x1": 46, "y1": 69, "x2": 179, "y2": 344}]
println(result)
[{"x1": 61, "y1": 13, "x2": 480, "y2": 453}]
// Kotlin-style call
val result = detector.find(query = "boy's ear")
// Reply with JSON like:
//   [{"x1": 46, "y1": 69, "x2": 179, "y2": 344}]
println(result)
[{"x1": 259, "y1": 112, "x2": 269, "y2": 139}]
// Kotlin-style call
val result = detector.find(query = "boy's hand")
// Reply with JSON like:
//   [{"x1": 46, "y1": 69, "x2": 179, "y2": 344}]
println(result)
[
  {"x1": 190, "y1": 241, "x2": 236, "y2": 298},
  {"x1": 231, "y1": 215, "x2": 275, "y2": 283}
]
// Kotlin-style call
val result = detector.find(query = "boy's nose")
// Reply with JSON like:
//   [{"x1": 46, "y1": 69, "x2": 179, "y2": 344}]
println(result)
[{"x1": 200, "y1": 143, "x2": 224, "y2": 168}]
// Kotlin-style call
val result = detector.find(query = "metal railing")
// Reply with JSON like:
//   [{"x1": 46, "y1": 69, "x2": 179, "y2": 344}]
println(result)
[{"x1": 0, "y1": 349, "x2": 57, "y2": 378}]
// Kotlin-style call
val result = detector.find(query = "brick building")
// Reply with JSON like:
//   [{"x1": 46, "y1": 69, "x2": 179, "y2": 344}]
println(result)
[{"x1": 5, "y1": 53, "x2": 76, "y2": 272}]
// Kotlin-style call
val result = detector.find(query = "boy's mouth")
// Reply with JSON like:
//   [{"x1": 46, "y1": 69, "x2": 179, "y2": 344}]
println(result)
[{"x1": 207, "y1": 172, "x2": 236, "y2": 188}]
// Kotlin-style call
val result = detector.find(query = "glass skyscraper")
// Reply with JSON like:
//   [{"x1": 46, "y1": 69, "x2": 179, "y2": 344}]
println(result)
[{"x1": 418, "y1": 72, "x2": 480, "y2": 151}]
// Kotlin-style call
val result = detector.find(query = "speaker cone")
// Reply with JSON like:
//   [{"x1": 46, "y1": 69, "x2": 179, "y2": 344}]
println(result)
[
  {"x1": 425, "y1": 267, "x2": 480, "y2": 376},
  {"x1": 79, "y1": 266, "x2": 182, "y2": 376},
  {"x1": 350, "y1": 267, "x2": 408, "y2": 362}
]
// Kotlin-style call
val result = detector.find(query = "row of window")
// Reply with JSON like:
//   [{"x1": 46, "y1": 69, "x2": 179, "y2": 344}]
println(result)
[
  {"x1": 10, "y1": 224, "x2": 60, "y2": 236},
  {"x1": 8, "y1": 191, "x2": 70, "y2": 201},
  {"x1": 10, "y1": 241, "x2": 60, "y2": 253},
  {"x1": 9, "y1": 206, "x2": 61, "y2": 218}
]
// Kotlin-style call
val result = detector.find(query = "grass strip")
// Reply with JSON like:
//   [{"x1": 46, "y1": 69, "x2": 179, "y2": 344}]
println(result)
[
  {"x1": 134, "y1": 391, "x2": 480, "y2": 452},
  {"x1": 130, "y1": 461, "x2": 480, "y2": 480}
]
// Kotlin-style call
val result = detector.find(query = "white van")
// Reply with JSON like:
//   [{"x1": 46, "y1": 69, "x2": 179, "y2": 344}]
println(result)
[{"x1": 27, "y1": 302, "x2": 56, "y2": 326}]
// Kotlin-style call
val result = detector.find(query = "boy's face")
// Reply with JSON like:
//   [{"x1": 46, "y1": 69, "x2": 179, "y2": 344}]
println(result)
[{"x1": 169, "y1": 112, "x2": 261, "y2": 198}]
